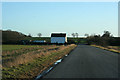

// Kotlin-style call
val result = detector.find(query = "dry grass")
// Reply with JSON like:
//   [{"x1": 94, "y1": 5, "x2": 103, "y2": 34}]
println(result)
[
  {"x1": 2, "y1": 45, "x2": 56, "y2": 56},
  {"x1": 18, "y1": 44, "x2": 77, "y2": 78},
  {"x1": 3, "y1": 44, "x2": 76, "y2": 68},
  {"x1": 91, "y1": 45, "x2": 120, "y2": 53},
  {"x1": 3, "y1": 45, "x2": 58, "y2": 67},
  {"x1": 2, "y1": 44, "x2": 77, "y2": 79},
  {"x1": 107, "y1": 46, "x2": 120, "y2": 50}
]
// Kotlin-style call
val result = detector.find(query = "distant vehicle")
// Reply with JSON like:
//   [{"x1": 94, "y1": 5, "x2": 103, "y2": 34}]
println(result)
[{"x1": 33, "y1": 40, "x2": 46, "y2": 43}]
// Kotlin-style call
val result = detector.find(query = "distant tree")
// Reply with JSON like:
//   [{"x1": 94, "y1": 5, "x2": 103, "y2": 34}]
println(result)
[
  {"x1": 37, "y1": 33, "x2": 42, "y2": 37},
  {"x1": 75, "y1": 33, "x2": 79, "y2": 38},
  {"x1": 28, "y1": 33, "x2": 32, "y2": 37},
  {"x1": 102, "y1": 31, "x2": 111, "y2": 37},
  {"x1": 84, "y1": 34, "x2": 89, "y2": 37},
  {"x1": 71, "y1": 33, "x2": 79, "y2": 38},
  {"x1": 71, "y1": 33, "x2": 75, "y2": 38}
]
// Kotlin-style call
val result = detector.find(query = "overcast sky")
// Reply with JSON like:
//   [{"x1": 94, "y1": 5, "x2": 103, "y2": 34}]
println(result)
[{"x1": 2, "y1": 2, "x2": 118, "y2": 37}]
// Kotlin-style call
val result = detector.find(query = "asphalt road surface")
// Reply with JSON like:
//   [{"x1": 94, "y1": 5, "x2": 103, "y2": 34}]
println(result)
[{"x1": 43, "y1": 45, "x2": 118, "y2": 78}]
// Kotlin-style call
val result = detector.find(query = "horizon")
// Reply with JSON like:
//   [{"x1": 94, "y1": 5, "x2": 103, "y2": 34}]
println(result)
[{"x1": 2, "y1": 2, "x2": 118, "y2": 37}]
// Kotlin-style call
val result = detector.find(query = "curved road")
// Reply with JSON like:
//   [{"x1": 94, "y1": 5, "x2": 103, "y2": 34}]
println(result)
[{"x1": 43, "y1": 45, "x2": 118, "y2": 78}]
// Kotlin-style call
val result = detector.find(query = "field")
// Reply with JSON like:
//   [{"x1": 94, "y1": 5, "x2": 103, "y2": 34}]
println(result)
[
  {"x1": 2, "y1": 45, "x2": 37, "y2": 51},
  {"x1": 2, "y1": 44, "x2": 77, "y2": 79}
]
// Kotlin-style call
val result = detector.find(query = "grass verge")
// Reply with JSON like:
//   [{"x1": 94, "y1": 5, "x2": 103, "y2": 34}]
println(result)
[
  {"x1": 2, "y1": 44, "x2": 77, "y2": 79},
  {"x1": 91, "y1": 45, "x2": 120, "y2": 53}
]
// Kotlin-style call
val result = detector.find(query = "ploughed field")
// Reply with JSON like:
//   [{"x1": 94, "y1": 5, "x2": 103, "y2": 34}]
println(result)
[{"x1": 2, "y1": 44, "x2": 76, "y2": 79}]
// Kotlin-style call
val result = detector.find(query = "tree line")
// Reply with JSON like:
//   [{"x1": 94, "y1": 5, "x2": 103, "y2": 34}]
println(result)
[
  {"x1": 2, "y1": 30, "x2": 120, "y2": 46},
  {"x1": 85, "y1": 31, "x2": 120, "y2": 46}
]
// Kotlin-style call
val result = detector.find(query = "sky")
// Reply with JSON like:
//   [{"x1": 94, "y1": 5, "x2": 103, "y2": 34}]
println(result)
[
  {"x1": 1, "y1": 0, "x2": 119, "y2": 2},
  {"x1": 2, "y1": 2, "x2": 118, "y2": 37}
]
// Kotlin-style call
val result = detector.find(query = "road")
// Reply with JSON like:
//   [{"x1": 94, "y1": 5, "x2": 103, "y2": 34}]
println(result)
[{"x1": 43, "y1": 45, "x2": 118, "y2": 78}]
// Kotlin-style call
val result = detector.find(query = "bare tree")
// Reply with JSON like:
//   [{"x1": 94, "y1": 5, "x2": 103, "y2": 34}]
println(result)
[
  {"x1": 102, "y1": 31, "x2": 111, "y2": 37},
  {"x1": 71, "y1": 33, "x2": 75, "y2": 38},
  {"x1": 75, "y1": 33, "x2": 79, "y2": 38},
  {"x1": 84, "y1": 33, "x2": 89, "y2": 37},
  {"x1": 37, "y1": 33, "x2": 42, "y2": 37}
]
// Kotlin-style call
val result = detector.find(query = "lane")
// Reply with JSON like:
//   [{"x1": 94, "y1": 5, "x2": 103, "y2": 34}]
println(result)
[{"x1": 43, "y1": 45, "x2": 118, "y2": 78}]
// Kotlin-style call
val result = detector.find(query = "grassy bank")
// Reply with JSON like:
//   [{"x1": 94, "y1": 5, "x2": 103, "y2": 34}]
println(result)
[
  {"x1": 91, "y1": 45, "x2": 120, "y2": 53},
  {"x1": 2, "y1": 44, "x2": 77, "y2": 79}
]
